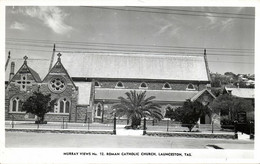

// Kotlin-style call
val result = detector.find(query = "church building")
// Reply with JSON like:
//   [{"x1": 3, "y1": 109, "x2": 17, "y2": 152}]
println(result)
[{"x1": 5, "y1": 46, "x2": 216, "y2": 124}]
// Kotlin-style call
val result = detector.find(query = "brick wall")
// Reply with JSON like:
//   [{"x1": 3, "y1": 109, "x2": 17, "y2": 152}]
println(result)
[
  {"x1": 92, "y1": 101, "x2": 183, "y2": 123},
  {"x1": 94, "y1": 79, "x2": 207, "y2": 91}
]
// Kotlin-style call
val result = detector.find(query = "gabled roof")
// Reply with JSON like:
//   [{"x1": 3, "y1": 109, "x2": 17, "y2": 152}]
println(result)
[
  {"x1": 190, "y1": 88, "x2": 216, "y2": 102},
  {"x1": 27, "y1": 66, "x2": 41, "y2": 82},
  {"x1": 9, "y1": 62, "x2": 42, "y2": 83},
  {"x1": 224, "y1": 87, "x2": 254, "y2": 99},
  {"x1": 95, "y1": 88, "x2": 199, "y2": 102},
  {"x1": 42, "y1": 57, "x2": 77, "y2": 89},
  {"x1": 5, "y1": 58, "x2": 50, "y2": 81},
  {"x1": 53, "y1": 52, "x2": 210, "y2": 81}
]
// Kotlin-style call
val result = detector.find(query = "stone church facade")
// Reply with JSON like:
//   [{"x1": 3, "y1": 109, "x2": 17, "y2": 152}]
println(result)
[{"x1": 5, "y1": 48, "x2": 216, "y2": 124}]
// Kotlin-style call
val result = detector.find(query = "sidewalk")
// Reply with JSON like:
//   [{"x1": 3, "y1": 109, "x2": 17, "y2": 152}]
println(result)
[{"x1": 5, "y1": 121, "x2": 253, "y2": 140}]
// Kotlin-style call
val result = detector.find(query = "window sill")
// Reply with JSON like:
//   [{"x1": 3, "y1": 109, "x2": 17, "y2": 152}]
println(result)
[
  {"x1": 9, "y1": 111, "x2": 26, "y2": 114},
  {"x1": 162, "y1": 87, "x2": 172, "y2": 90},
  {"x1": 186, "y1": 88, "x2": 196, "y2": 91},
  {"x1": 115, "y1": 86, "x2": 125, "y2": 89},
  {"x1": 139, "y1": 87, "x2": 148, "y2": 90},
  {"x1": 47, "y1": 113, "x2": 69, "y2": 115}
]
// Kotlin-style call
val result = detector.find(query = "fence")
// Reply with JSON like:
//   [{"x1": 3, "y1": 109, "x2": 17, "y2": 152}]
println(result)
[
  {"x1": 6, "y1": 115, "x2": 114, "y2": 131},
  {"x1": 6, "y1": 115, "x2": 254, "y2": 139}
]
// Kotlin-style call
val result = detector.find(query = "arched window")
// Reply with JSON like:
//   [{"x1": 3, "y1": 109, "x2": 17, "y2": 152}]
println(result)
[
  {"x1": 95, "y1": 81, "x2": 101, "y2": 87},
  {"x1": 163, "y1": 82, "x2": 171, "y2": 89},
  {"x1": 10, "y1": 96, "x2": 23, "y2": 113},
  {"x1": 95, "y1": 103, "x2": 103, "y2": 118},
  {"x1": 139, "y1": 82, "x2": 148, "y2": 89},
  {"x1": 186, "y1": 83, "x2": 195, "y2": 90},
  {"x1": 115, "y1": 81, "x2": 124, "y2": 88},
  {"x1": 50, "y1": 98, "x2": 70, "y2": 114},
  {"x1": 59, "y1": 98, "x2": 70, "y2": 113}
]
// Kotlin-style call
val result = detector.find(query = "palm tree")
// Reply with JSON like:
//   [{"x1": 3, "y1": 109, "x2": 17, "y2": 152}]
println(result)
[{"x1": 111, "y1": 90, "x2": 163, "y2": 129}]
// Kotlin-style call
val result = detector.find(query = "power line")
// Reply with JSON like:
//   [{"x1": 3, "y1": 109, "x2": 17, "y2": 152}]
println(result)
[
  {"x1": 6, "y1": 47, "x2": 52, "y2": 53},
  {"x1": 82, "y1": 6, "x2": 254, "y2": 20},
  {"x1": 6, "y1": 42, "x2": 254, "y2": 57},
  {"x1": 132, "y1": 7, "x2": 254, "y2": 17},
  {"x1": 209, "y1": 60, "x2": 254, "y2": 64},
  {"x1": 6, "y1": 45, "x2": 254, "y2": 57},
  {"x1": 6, "y1": 47, "x2": 255, "y2": 64},
  {"x1": 6, "y1": 38, "x2": 255, "y2": 52},
  {"x1": 6, "y1": 40, "x2": 254, "y2": 53}
]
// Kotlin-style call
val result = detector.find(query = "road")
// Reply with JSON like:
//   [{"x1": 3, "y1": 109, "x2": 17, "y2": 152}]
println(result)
[{"x1": 5, "y1": 132, "x2": 254, "y2": 149}]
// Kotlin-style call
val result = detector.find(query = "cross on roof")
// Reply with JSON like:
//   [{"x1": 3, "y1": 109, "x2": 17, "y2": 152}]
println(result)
[
  {"x1": 57, "y1": 53, "x2": 62, "y2": 62},
  {"x1": 23, "y1": 56, "x2": 28, "y2": 64},
  {"x1": 57, "y1": 53, "x2": 62, "y2": 58}
]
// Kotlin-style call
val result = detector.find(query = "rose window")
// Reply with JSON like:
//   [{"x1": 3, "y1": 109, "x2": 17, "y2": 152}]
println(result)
[{"x1": 48, "y1": 77, "x2": 66, "y2": 93}]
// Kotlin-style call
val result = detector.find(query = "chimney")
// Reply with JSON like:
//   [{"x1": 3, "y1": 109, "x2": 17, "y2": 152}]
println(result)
[{"x1": 9, "y1": 62, "x2": 15, "y2": 81}]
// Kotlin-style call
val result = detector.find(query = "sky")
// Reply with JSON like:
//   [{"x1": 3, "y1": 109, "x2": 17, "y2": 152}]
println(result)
[{"x1": 5, "y1": 6, "x2": 255, "y2": 75}]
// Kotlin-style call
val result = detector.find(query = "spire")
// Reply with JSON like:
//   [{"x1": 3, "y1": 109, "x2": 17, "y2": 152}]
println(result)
[
  {"x1": 49, "y1": 44, "x2": 56, "y2": 71},
  {"x1": 5, "y1": 51, "x2": 11, "y2": 71},
  {"x1": 203, "y1": 49, "x2": 211, "y2": 82},
  {"x1": 23, "y1": 55, "x2": 28, "y2": 65}
]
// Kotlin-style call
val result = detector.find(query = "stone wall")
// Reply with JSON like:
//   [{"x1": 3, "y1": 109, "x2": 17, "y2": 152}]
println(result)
[
  {"x1": 75, "y1": 105, "x2": 90, "y2": 123},
  {"x1": 40, "y1": 81, "x2": 78, "y2": 122}
]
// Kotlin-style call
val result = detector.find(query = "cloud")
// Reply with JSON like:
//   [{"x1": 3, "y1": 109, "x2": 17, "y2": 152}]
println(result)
[
  {"x1": 16, "y1": 7, "x2": 72, "y2": 34},
  {"x1": 10, "y1": 21, "x2": 26, "y2": 30},
  {"x1": 221, "y1": 18, "x2": 234, "y2": 30},
  {"x1": 157, "y1": 23, "x2": 174, "y2": 35},
  {"x1": 205, "y1": 13, "x2": 217, "y2": 25}
]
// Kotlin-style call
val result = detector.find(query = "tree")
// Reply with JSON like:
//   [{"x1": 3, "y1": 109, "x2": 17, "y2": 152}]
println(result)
[
  {"x1": 22, "y1": 91, "x2": 55, "y2": 123},
  {"x1": 211, "y1": 94, "x2": 254, "y2": 124},
  {"x1": 164, "y1": 106, "x2": 175, "y2": 120},
  {"x1": 111, "y1": 90, "x2": 163, "y2": 129},
  {"x1": 172, "y1": 100, "x2": 210, "y2": 132}
]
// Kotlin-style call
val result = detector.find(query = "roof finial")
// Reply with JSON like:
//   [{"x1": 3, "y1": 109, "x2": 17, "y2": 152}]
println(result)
[
  {"x1": 8, "y1": 51, "x2": 11, "y2": 58},
  {"x1": 24, "y1": 55, "x2": 28, "y2": 64},
  {"x1": 57, "y1": 52, "x2": 62, "y2": 62}
]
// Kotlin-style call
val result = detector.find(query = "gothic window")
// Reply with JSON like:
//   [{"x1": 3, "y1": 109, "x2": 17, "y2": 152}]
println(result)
[
  {"x1": 163, "y1": 82, "x2": 171, "y2": 89},
  {"x1": 10, "y1": 97, "x2": 23, "y2": 113},
  {"x1": 48, "y1": 76, "x2": 67, "y2": 93},
  {"x1": 15, "y1": 74, "x2": 32, "y2": 91},
  {"x1": 115, "y1": 81, "x2": 124, "y2": 88},
  {"x1": 59, "y1": 98, "x2": 70, "y2": 114},
  {"x1": 95, "y1": 103, "x2": 103, "y2": 118},
  {"x1": 49, "y1": 98, "x2": 70, "y2": 114},
  {"x1": 139, "y1": 82, "x2": 148, "y2": 89},
  {"x1": 186, "y1": 83, "x2": 195, "y2": 90},
  {"x1": 95, "y1": 81, "x2": 101, "y2": 87}
]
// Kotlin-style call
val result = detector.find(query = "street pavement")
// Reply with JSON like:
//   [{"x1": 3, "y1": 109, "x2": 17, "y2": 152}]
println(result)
[{"x1": 5, "y1": 131, "x2": 254, "y2": 149}]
